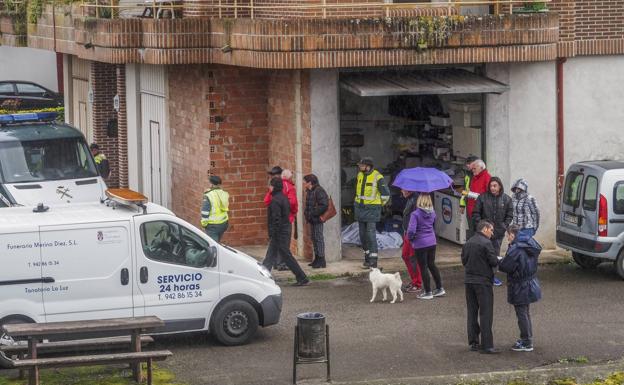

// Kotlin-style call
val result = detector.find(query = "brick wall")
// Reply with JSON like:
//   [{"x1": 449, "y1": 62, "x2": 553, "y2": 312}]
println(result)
[
  {"x1": 574, "y1": 0, "x2": 624, "y2": 40},
  {"x1": 168, "y1": 65, "x2": 272, "y2": 246},
  {"x1": 116, "y1": 64, "x2": 129, "y2": 188},
  {"x1": 90, "y1": 61, "x2": 119, "y2": 188},
  {"x1": 267, "y1": 70, "x2": 313, "y2": 258}
]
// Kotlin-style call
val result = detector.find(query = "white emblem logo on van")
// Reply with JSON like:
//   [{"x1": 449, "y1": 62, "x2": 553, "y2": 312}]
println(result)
[{"x1": 56, "y1": 186, "x2": 74, "y2": 200}]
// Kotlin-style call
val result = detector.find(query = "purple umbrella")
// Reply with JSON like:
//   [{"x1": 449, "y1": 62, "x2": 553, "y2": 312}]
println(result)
[{"x1": 392, "y1": 167, "x2": 453, "y2": 193}]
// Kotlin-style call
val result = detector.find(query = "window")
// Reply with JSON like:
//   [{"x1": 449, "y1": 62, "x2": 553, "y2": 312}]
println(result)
[
  {"x1": 0, "y1": 138, "x2": 98, "y2": 183},
  {"x1": 563, "y1": 172, "x2": 583, "y2": 208},
  {"x1": 141, "y1": 221, "x2": 212, "y2": 268},
  {"x1": 582, "y1": 176, "x2": 598, "y2": 211},
  {"x1": 16, "y1": 83, "x2": 46, "y2": 95},
  {"x1": 614, "y1": 182, "x2": 624, "y2": 215},
  {"x1": 0, "y1": 83, "x2": 15, "y2": 95}
]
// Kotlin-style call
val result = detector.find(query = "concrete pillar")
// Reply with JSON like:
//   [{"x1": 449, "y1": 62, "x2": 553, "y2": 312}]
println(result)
[
  {"x1": 310, "y1": 69, "x2": 341, "y2": 261},
  {"x1": 486, "y1": 62, "x2": 557, "y2": 248}
]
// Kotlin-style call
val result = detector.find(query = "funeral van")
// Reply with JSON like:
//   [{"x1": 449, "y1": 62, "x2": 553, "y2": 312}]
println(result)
[
  {"x1": 0, "y1": 190, "x2": 282, "y2": 346},
  {"x1": 0, "y1": 112, "x2": 107, "y2": 207}
]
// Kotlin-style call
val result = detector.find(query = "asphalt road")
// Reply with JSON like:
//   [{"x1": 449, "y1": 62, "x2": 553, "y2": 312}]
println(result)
[{"x1": 156, "y1": 262, "x2": 624, "y2": 385}]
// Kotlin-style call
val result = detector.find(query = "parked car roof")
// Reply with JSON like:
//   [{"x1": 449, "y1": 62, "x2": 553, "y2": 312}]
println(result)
[
  {"x1": 577, "y1": 160, "x2": 624, "y2": 171},
  {"x1": 0, "y1": 122, "x2": 83, "y2": 142}
]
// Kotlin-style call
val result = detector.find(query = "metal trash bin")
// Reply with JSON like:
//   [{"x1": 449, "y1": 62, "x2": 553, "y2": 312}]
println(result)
[
  {"x1": 296, "y1": 312, "x2": 326, "y2": 359},
  {"x1": 293, "y1": 312, "x2": 330, "y2": 384}
]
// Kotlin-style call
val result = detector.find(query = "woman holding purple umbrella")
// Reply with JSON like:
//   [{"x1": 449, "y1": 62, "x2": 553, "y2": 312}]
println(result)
[
  {"x1": 407, "y1": 194, "x2": 445, "y2": 300},
  {"x1": 394, "y1": 167, "x2": 451, "y2": 300}
]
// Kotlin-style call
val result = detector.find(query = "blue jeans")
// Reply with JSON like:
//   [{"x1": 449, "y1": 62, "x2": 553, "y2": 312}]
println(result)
[{"x1": 519, "y1": 228, "x2": 536, "y2": 240}]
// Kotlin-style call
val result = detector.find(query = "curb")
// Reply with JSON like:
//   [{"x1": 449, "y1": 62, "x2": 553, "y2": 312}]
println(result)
[{"x1": 297, "y1": 359, "x2": 624, "y2": 385}]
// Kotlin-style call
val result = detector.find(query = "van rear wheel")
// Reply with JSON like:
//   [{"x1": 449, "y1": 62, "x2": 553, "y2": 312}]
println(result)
[
  {"x1": 615, "y1": 251, "x2": 624, "y2": 280},
  {"x1": 572, "y1": 252, "x2": 602, "y2": 269},
  {"x1": 210, "y1": 300, "x2": 258, "y2": 346}
]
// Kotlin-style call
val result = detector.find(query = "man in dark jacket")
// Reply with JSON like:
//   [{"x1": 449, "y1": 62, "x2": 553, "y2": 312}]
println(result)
[
  {"x1": 498, "y1": 224, "x2": 542, "y2": 352},
  {"x1": 303, "y1": 174, "x2": 329, "y2": 269},
  {"x1": 262, "y1": 178, "x2": 309, "y2": 286},
  {"x1": 461, "y1": 220, "x2": 500, "y2": 354}
]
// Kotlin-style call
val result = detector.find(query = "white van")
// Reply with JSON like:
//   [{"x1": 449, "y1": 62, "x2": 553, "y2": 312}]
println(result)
[
  {"x1": 0, "y1": 112, "x2": 107, "y2": 207},
  {"x1": 0, "y1": 191, "x2": 282, "y2": 346}
]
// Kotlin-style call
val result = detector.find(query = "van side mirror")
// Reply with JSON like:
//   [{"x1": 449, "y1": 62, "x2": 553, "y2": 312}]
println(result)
[{"x1": 206, "y1": 246, "x2": 218, "y2": 267}]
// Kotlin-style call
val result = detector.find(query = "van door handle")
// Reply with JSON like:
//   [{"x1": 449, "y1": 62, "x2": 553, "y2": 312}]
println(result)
[
  {"x1": 42, "y1": 277, "x2": 55, "y2": 283},
  {"x1": 120, "y1": 268, "x2": 129, "y2": 285},
  {"x1": 140, "y1": 267, "x2": 148, "y2": 283}
]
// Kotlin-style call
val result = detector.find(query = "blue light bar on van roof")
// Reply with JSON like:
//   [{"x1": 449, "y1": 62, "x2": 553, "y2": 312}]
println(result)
[{"x1": 0, "y1": 112, "x2": 58, "y2": 125}]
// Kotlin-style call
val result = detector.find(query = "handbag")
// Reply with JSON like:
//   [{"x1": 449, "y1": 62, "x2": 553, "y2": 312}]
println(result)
[{"x1": 319, "y1": 196, "x2": 337, "y2": 223}]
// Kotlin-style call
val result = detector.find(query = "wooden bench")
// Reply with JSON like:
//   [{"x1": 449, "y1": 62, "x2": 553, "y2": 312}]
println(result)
[
  {"x1": 0, "y1": 335, "x2": 154, "y2": 355},
  {"x1": 1, "y1": 350, "x2": 172, "y2": 385},
  {"x1": 1, "y1": 316, "x2": 171, "y2": 385}
]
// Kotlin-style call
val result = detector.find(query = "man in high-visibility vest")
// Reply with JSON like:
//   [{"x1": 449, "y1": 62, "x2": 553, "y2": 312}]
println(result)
[
  {"x1": 201, "y1": 175, "x2": 230, "y2": 242},
  {"x1": 459, "y1": 155, "x2": 478, "y2": 216},
  {"x1": 354, "y1": 157, "x2": 390, "y2": 269},
  {"x1": 90, "y1": 143, "x2": 110, "y2": 180}
]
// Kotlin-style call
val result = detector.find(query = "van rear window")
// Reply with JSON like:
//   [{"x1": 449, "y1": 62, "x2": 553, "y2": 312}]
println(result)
[
  {"x1": 582, "y1": 176, "x2": 598, "y2": 211},
  {"x1": 614, "y1": 182, "x2": 624, "y2": 214},
  {"x1": 563, "y1": 172, "x2": 583, "y2": 208}
]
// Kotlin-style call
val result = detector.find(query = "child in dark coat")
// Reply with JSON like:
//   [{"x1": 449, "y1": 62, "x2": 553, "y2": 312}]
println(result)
[{"x1": 498, "y1": 224, "x2": 542, "y2": 352}]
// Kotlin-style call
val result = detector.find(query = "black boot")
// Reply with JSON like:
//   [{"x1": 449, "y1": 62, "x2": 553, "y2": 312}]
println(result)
[
  {"x1": 308, "y1": 256, "x2": 318, "y2": 267},
  {"x1": 312, "y1": 257, "x2": 326, "y2": 269}
]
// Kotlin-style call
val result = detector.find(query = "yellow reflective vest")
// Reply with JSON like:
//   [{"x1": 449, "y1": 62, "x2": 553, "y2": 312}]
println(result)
[
  {"x1": 201, "y1": 188, "x2": 229, "y2": 226},
  {"x1": 460, "y1": 173, "x2": 471, "y2": 208},
  {"x1": 354, "y1": 169, "x2": 386, "y2": 205}
]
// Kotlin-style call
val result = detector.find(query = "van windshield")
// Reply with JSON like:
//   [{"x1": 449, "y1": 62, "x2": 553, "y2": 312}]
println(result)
[{"x1": 0, "y1": 138, "x2": 98, "y2": 183}]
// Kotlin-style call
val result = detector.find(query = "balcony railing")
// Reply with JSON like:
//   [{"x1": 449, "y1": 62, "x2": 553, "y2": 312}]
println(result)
[{"x1": 74, "y1": 0, "x2": 551, "y2": 20}]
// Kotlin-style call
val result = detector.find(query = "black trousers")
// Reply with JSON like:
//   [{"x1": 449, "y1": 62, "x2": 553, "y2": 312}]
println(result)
[
  {"x1": 310, "y1": 222, "x2": 325, "y2": 258},
  {"x1": 411, "y1": 245, "x2": 441, "y2": 293},
  {"x1": 465, "y1": 283, "x2": 494, "y2": 349},
  {"x1": 262, "y1": 226, "x2": 307, "y2": 283},
  {"x1": 514, "y1": 304, "x2": 533, "y2": 344}
]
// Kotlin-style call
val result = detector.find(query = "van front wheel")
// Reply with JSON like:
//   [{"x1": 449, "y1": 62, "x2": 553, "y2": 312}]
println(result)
[
  {"x1": 210, "y1": 300, "x2": 258, "y2": 346},
  {"x1": 615, "y1": 251, "x2": 624, "y2": 280},
  {"x1": 572, "y1": 252, "x2": 602, "y2": 269}
]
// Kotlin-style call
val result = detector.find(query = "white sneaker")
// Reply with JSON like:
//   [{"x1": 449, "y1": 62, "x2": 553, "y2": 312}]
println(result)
[
  {"x1": 417, "y1": 291, "x2": 433, "y2": 300},
  {"x1": 433, "y1": 288, "x2": 446, "y2": 297}
]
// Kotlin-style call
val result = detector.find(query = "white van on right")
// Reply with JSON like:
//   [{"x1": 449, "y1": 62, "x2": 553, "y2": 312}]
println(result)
[{"x1": 556, "y1": 160, "x2": 624, "y2": 279}]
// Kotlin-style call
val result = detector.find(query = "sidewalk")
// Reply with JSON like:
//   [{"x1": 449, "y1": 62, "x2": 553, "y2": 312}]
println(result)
[{"x1": 236, "y1": 239, "x2": 571, "y2": 282}]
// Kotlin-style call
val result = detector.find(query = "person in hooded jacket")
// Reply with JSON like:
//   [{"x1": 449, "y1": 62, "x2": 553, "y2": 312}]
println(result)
[
  {"x1": 401, "y1": 189, "x2": 423, "y2": 293},
  {"x1": 407, "y1": 194, "x2": 444, "y2": 300},
  {"x1": 262, "y1": 178, "x2": 309, "y2": 286},
  {"x1": 510, "y1": 178, "x2": 540, "y2": 240},
  {"x1": 498, "y1": 224, "x2": 542, "y2": 352},
  {"x1": 303, "y1": 174, "x2": 329, "y2": 269}
]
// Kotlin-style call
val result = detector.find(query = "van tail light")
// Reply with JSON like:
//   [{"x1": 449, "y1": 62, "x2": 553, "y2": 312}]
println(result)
[{"x1": 598, "y1": 194, "x2": 608, "y2": 237}]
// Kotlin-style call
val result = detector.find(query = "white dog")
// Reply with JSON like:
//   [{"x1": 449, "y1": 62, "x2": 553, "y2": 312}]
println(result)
[{"x1": 369, "y1": 268, "x2": 403, "y2": 304}]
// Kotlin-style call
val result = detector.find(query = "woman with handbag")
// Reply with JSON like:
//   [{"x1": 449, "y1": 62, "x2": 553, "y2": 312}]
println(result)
[{"x1": 303, "y1": 174, "x2": 331, "y2": 268}]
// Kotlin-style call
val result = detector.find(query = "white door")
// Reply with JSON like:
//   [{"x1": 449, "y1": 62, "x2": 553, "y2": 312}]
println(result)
[
  {"x1": 40, "y1": 223, "x2": 134, "y2": 321},
  {"x1": 133, "y1": 215, "x2": 219, "y2": 332},
  {"x1": 139, "y1": 65, "x2": 169, "y2": 207},
  {"x1": 71, "y1": 57, "x2": 92, "y2": 141}
]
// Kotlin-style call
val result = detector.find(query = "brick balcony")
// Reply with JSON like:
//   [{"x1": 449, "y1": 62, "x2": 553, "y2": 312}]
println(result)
[{"x1": 21, "y1": 4, "x2": 559, "y2": 68}]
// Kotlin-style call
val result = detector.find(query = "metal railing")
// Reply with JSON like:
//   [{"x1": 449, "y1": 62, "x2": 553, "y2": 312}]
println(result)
[{"x1": 71, "y1": 0, "x2": 551, "y2": 20}]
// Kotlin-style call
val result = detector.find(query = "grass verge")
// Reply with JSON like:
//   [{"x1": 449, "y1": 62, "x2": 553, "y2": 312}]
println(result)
[{"x1": 0, "y1": 364, "x2": 186, "y2": 385}]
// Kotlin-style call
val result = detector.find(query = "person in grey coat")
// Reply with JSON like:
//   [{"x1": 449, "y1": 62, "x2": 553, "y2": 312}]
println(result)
[
  {"x1": 498, "y1": 224, "x2": 542, "y2": 352},
  {"x1": 511, "y1": 178, "x2": 540, "y2": 240}
]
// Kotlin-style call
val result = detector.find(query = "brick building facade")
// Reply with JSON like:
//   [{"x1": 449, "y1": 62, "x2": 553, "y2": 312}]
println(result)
[{"x1": 3, "y1": 0, "x2": 624, "y2": 257}]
